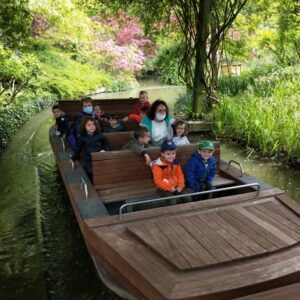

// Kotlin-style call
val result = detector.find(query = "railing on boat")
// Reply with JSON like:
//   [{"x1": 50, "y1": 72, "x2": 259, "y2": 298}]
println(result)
[
  {"x1": 119, "y1": 183, "x2": 260, "y2": 215},
  {"x1": 227, "y1": 160, "x2": 245, "y2": 177}
]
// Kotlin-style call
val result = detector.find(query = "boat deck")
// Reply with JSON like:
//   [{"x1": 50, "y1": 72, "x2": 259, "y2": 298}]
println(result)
[{"x1": 87, "y1": 189, "x2": 300, "y2": 299}]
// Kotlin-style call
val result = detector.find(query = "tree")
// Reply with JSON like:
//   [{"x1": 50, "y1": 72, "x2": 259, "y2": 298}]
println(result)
[
  {"x1": 172, "y1": 0, "x2": 248, "y2": 117},
  {"x1": 97, "y1": 0, "x2": 247, "y2": 117},
  {"x1": 0, "y1": 0, "x2": 31, "y2": 48}
]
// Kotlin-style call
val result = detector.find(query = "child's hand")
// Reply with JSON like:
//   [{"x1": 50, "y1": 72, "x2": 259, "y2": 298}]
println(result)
[
  {"x1": 170, "y1": 187, "x2": 176, "y2": 192},
  {"x1": 122, "y1": 116, "x2": 129, "y2": 122},
  {"x1": 144, "y1": 153, "x2": 151, "y2": 165},
  {"x1": 176, "y1": 187, "x2": 182, "y2": 193}
]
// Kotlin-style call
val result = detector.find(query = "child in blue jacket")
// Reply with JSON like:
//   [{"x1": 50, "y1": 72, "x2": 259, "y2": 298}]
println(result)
[
  {"x1": 184, "y1": 140, "x2": 216, "y2": 200},
  {"x1": 71, "y1": 117, "x2": 110, "y2": 181}
]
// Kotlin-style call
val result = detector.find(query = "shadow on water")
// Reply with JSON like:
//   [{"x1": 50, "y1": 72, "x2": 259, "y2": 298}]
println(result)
[{"x1": 0, "y1": 109, "x2": 116, "y2": 300}]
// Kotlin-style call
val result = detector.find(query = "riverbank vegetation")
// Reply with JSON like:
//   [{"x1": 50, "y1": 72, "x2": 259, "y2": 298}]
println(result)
[
  {"x1": 0, "y1": 0, "x2": 154, "y2": 152},
  {"x1": 172, "y1": 0, "x2": 300, "y2": 164}
]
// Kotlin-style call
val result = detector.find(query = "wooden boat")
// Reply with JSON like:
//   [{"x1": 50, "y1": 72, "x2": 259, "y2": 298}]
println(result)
[{"x1": 49, "y1": 98, "x2": 300, "y2": 299}]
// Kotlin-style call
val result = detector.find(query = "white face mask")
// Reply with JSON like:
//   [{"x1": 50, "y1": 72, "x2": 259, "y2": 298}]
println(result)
[{"x1": 156, "y1": 113, "x2": 166, "y2": 121}]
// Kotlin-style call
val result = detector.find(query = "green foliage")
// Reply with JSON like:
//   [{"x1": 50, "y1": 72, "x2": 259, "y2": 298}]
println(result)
[
  {"x1": 31, "y1": 46, "x2": 112, "y2": 98},
  {"x1": 213, "y1": 64, "x2": 300, "y2": 162},
  {"x1": 174, "y1": 91, "x2": 193, "y2": 116},
  {"x1": 0, "y1": 97, "x2": 54, "y2": 153},
  {"x1": 0, "y1": 0, "x2": 31, "y2": 48},
  {"x1": 0, "y1": 45, "x2": 41, "y2": 105},
  {"x1": 152, "y1": 41, "x2": 183, "y2": 85}
]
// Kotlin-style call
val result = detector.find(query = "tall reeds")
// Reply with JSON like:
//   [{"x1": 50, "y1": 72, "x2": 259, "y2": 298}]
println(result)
[{"x1": 214, "y1": 65, "x2": 300, "y2": 162}]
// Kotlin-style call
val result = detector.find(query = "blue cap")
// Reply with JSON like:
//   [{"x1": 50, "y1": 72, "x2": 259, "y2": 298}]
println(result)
[{"x1": 161, "y1": 140, "x2": 176, "y2": 152}]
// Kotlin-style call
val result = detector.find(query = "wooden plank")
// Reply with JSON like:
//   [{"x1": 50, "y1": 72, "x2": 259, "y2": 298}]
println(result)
[
  {"x1": 218, "y1": 210, "x2": 274, "y2": 252},
  {"x1": 156, "y1": 219, "x2": 204, "y2": 268},
  {"x1": 263, "y1": 200, "x2": 300, "y2": 226},
  {"x1": 170, "y1": 256, "x2": 300, "y2": 299},
  {"x1": 211, "y1": 211, "x2": 267, "y2": 254},
  {"x1": 189, "y1": 215, "x2": 243, "y2": 259},
  {"x1": 235, "y1": 282, "x2": 300, "y2": 300},
  {"x1": 199, "y1": 212, "x2": 255, "y2": 257},
  {"x1": 168, "y1": 218, "x2": 218, "y2": 265},
  {"x1": 128, "y1": 222, "x2": 189, "y2": 270},
  {"x1": 235, "y1": 206, "x2": 296, "y2": 246},
  {"x1": 246, "y1": 205, "x2": 300, "y2": 241},
  {"x1": 276, "y1": 193, "x2": 300, "y2": 216},
  {"x1": 177, "y1": 216, "x2": 231, "y2": 262},
  {"x1": 86, "y1": 188, "x2": 284, "y2": 228}
]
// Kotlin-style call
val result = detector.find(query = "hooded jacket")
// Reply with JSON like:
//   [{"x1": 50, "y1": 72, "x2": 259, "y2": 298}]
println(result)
[
  {"x1": 55, "y1": 112, "x2": 70, "y2": 135},
  {"x1": 71, "y1": 132, "x2": 110, "y2": 174},
  {"x1": 151, "y1": 157, "x2": 185, "y2": 192},
  {"x1": 184, "y1": 151, "x2": 216, "y2": 192},
  {"x1": 122, "y1": 132, "x2": 152, "y2": 156}
]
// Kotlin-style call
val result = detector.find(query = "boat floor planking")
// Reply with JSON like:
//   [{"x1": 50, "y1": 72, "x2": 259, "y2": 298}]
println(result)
[{"x1": 49, "y1": 126, "x2": 300, "y2": 300}]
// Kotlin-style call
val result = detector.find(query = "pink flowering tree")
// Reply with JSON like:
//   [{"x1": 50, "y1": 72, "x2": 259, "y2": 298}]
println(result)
[{"x1": 91, "y1": 11, "x2": 154, "y2": 77}]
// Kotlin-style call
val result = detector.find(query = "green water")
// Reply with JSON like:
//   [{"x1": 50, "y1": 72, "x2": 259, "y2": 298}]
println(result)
[{"x1": 0, "y1": 82, "x2": 299, "y2": 299}]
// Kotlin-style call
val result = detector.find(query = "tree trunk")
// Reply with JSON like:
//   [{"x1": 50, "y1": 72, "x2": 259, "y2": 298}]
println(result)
[{"x1": 192, "y1": 0, "x2": 210, "y2": 118}]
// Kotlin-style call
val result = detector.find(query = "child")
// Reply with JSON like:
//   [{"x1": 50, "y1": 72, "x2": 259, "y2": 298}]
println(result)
[
  {"x1": 52, "y1": 105, "x2": 70, "y2": 139},
  {"x1": 151, "y1": 140, "x2": 185, "y2": 197},
  {"x1": 93, "y1": 104, "x2": 105, "y2": 121},
  {"x1": 93, "y1": 104, "x2": 107, "y2": 130},
  {"x1": 184, "y1": 140, "x2": 216, "y2": 200},
  {"x1": 74, "y1": 97, "x2": 95, "y2": 134},
  {"x1": 122, "y1": 106, "x2": 149, "y2": 124},
  {"x1": 134, "y1": 90, "x2": 151, "y2": 115},
  {"x1": 104, "y1": 114, "x2": 124, "y2": 133},
  {"x1": 172, "y1": 120, "x2": 190, "y2": 146},
  {"x1": 71, "y1": 117, "x2": 110, "y2": 181},
  {"x1": 123, "y1": 127, "x2": 152, "y2": 165}
]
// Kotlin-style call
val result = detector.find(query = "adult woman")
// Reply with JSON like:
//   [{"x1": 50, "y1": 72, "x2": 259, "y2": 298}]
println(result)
[{"x1": 140, "y1": 99, "x2": 175, "y2": 146}]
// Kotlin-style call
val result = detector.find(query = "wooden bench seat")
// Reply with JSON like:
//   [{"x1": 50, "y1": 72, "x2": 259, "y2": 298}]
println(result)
[
  {"x1": 58, "y1": 98, "x2": 139, "y2": 120},
  {"x1": 92, "y1": 142, "x2": 237, "y2": 204},
  {"x1": 103, "y1": 131, "x2": 132, "y2": 151}
]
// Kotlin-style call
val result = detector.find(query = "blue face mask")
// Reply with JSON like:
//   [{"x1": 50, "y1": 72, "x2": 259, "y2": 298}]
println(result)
[{"x1": 83, "y1": 106, "x2": 93, "y2": 114}]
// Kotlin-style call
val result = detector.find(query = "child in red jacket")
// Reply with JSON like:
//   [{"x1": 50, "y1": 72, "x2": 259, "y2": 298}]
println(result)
[{"x1": 150, "y1": 140, "x2": 185, "y2": 197}]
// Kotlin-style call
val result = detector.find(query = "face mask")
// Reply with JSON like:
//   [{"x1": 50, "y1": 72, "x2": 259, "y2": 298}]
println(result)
[
  {"x1": 156, "y1": 113, "x2": 166, "y2": 121},
  {"x1": 83, "y1": 106, "x2": 93, "y2": 114}
]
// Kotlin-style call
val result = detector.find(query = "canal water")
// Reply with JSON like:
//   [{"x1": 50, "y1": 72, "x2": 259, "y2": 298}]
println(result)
[{"x1": 0, "y1": 82, "x2": 299, "y2": 300}]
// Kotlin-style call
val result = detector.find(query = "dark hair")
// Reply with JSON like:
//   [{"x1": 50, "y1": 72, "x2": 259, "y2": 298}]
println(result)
[
  {"x1": 140, "y1": 106, "x2": 149, "y2": 114},
  {"x1": 139, "y1": 90, "x2": 148, "y2": 97},
  {"x1": 108, "y1": 114, "x2": 119, "y2": 120},
  {"x1": 80, "y1": 117, "x2": 100, "y2": 134},
  {"x1": 147, "y1": 99, "x2": 169, "y2": 120},
  {"x1": 174, "y1": 120, "x2": 188, "y2": 136},
  {"x1": 52, "y1": 105, "x2": 61, "y2": 111},
  {"x1": 80, "y1": 97, "x2": 93, "y2": 107},
  {"x1": 134, "y1": 126, "x2": 149, "y2": 139}
]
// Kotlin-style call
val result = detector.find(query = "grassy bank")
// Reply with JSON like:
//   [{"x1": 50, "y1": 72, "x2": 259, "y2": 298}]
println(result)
[{"x1": 213, "y1": 64, "x2": 300, "y2": 162}]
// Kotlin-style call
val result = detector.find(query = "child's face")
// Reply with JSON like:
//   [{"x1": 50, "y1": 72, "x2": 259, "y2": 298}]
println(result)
[
  {"x1": 85, "y1": 120, "x2": 96, "y2": 134},
  {"x1": 94, "y1": 105, "x2": 101, "y2": 115},
  {"x1": 138, "y1": 132, "x2": 150, "y2": 145},
  {"x1": 52, "y1": 108, "x2": 62, "y2": 118},
  {"x1": 176, "y1": 124, "x2": 185, "y2": 137},
  {"x1": 108, "y1": 118, "x2": 118, "y2": 127},
  {"x1": 161, "y1": 150, "x2": 176, "y2": 163},
  {"x1": 199, "y1": 149, "x2": 213, "y2": 160},
  {"x1": 139, "y1": 93, "x2": 148, "y2": 104}
]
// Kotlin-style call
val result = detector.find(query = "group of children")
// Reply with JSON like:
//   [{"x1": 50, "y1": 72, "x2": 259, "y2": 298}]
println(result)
[{"x1": 52, "y1": 90, "x2": 216, "y2": 199}]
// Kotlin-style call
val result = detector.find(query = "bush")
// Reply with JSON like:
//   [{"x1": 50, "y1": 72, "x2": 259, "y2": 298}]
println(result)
[{"x1": 0, "y1": 96, "x2": 54, "y2": 153}]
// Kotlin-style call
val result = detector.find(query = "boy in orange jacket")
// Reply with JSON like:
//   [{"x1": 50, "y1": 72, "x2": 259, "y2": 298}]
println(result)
[{"x1": 150, "y1": 140, "x2": 185, "y2": 197}]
